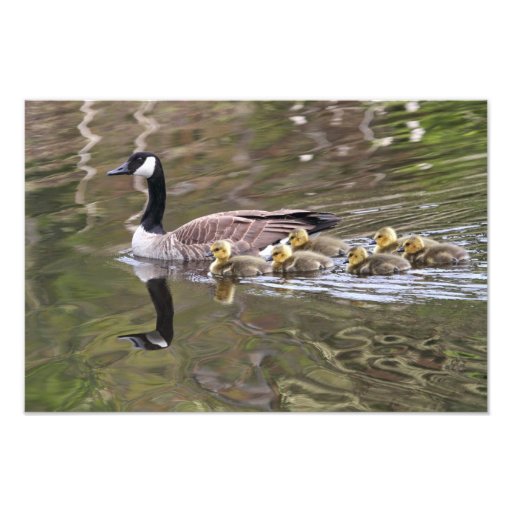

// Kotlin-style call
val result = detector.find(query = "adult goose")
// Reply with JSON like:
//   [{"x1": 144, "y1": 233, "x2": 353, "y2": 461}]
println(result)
[{"x1": 107, "y1": 152, "x2": 340, "y2": 261}]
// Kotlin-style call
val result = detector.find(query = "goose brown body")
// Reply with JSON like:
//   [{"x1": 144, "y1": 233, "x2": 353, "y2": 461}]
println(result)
[
  {"x1": 271, "y1": 244, "x2": 334, "y2": 272},
  {"x1": 288, "y1": 228, "x2": 350, "y2": 257},
  {"x1": 347, "y1": 246, "x2": 411, "y2": 275},
  {"x1": 108, "y1": 152, "x2": 340, "y2": 261},
  {"x1": 401, "y1": 236, "x2": 469, "y2": 265},
  {"x1": 133, "y1": 208, "x2": 340, "y2": 261}
]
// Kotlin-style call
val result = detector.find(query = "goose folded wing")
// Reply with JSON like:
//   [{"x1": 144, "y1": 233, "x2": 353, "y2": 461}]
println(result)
[{"x1": 171, "y1": 209, "x2": 339, "y2": 253}]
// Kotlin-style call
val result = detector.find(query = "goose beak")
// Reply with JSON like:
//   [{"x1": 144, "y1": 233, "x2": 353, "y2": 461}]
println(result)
[
  {"x1": 265, "y1": 255, "x2": 273, "y2": 262},
  {"x1": 205, "y1": 250, "x2": 213, "y2": 258},
  {"x1": 107, "y1": 162, "x2": 130, "y2": 176},
  {"x1": 396, "y1": 247, "x2": 405, "y2": 253},
  {"x1": 341, "y1": 257, "x2": 349, "y2": 264},
  {"x1": 369, "y1": 239, "x2": 376, "y2": 246}
]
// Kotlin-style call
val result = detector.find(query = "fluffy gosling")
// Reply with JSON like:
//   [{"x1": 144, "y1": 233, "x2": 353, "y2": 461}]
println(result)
[
  {"x1": 399, "y1": 236, "x2": 469, "y2": 265},
  {"x1": 346, "y1": 246, "x2": 411, "y2": 275},
  {"x1": 208, "y1": 240, "x2": 272, "y2": 277},
  {"x1": 288, "y1": 228, "x2": 350, "y2": 257},
  {"x1": 372, "y1": 226, "x2": 438, "y2": 254},
  {"x1": 271, "y1": 244, "x2": 334, "y2": 272}
]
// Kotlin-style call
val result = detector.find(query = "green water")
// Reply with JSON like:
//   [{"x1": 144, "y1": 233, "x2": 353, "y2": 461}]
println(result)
[{"x1": 25, "y1": 100, "x2": 487, "y2": 412}]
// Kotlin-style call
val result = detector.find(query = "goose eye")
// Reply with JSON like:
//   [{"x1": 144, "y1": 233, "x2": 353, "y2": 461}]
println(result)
[{"x1": 377, "y1": 235, "x2": 382, "y2": 239}]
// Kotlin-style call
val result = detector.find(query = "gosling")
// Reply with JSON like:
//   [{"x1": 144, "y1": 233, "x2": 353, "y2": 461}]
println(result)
[
  {"x1": 346, "y1": 246, "x2": 411, "y2": 275},
  {"x1": 288, "y1": 228, "x2": 350, "y2": 257},
  {"x1": 372, "y1": 226, "x2": 438, "y2": 254},
  {"x1": 271, "y1": 244, "x2": 334, "y2": 272},
  {"x1": 208, "y1": 240, "x2": 272, "y2": 277},
  {"x1": 399, "y1": 235, "x2": 469, "y2": 265}
]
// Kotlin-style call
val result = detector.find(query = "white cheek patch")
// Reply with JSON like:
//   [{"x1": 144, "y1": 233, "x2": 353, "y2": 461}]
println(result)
[{"x1": 134, "y1": 156, "x2": 156, "y2": 178}]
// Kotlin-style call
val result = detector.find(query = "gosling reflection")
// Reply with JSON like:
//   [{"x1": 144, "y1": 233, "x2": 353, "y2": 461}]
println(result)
[
  {"x1": 213, "y1": 278, "x2": 237, "y2": 305},
  {"x1": 119, "y1": 277, "x2": 174, "y2": 350}
]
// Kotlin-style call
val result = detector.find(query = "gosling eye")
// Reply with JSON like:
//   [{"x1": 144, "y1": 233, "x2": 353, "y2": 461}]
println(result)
[{"x1": 405, "y1": 242, "x2": 410, "y2": 247}]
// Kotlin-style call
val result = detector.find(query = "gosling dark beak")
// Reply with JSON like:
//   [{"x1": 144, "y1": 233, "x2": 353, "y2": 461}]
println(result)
[
  {"x1": 265, "y1": 255, "x2": 273, "y2": 262},
  {"x1": 341, "y1": 257, "x2": 349, "y2": 264},
  {"x1": 284, "y1": 239, "x2": 292, "y2": 245},
  {"x1": 205, "y1": 250, "x2": 213, "y2": 258},
  {"x1": 107, "y1": 162, "x2": 130, "y2": 176},
  {"x1": 369, "y1": 239, "x2": 376, "y2": 246},
  {"x1": 396, "y1": 247, "x2": 405, "y2": 253}
]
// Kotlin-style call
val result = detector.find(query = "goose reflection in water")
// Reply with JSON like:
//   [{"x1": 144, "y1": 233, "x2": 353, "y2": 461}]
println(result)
[
  {"x1": 115, "y1": 255, "x2": 280, "y2": 409},
  {"x1": 117, "y1": 259, "x2": 175, "y2": 350}
]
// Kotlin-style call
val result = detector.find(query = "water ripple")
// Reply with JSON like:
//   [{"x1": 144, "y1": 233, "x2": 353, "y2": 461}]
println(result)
[{"x1": 75, "y1": 101, "x2": 102, "y2": 233}]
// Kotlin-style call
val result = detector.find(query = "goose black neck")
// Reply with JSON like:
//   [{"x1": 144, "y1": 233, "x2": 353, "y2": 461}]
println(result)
[{"x1": 141, "y1": 167, "x2": 166, "y2": 234}]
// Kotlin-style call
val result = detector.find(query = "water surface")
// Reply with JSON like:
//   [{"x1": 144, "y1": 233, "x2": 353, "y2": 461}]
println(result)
[{"x1": 25, "y1": 100, "x2": 487, "y2": 411}]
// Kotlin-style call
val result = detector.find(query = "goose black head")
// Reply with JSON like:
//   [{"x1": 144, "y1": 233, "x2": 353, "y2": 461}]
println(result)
[{"x1": 107, "y1": 152, "x2": 163, "y2": 179}]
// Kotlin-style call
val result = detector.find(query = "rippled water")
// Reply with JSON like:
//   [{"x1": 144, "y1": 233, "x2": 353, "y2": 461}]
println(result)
[{"x1": 25, "y1": 100, "x2": 487, "y2": 411}]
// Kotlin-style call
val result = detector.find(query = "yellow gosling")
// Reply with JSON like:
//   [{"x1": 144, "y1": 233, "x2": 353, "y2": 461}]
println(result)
[
  {"x1": 288, "y1": 228, "x2": 350, "y2": 257},
  {"x1": 400, "y1": 236, "x2": 469, "y2": 265},
  {"x1": 271, "y1": 244, "x2": 334, "y2": 272},
  {"x1": 346, "y1": 246, "x2": 411, "y2": 275},
  {"x1": 373, "y1": 226, "x2": 438, "y2": 254},
  {"x1": 209, "y1": 240, "x2": 272, "y2": 277}
]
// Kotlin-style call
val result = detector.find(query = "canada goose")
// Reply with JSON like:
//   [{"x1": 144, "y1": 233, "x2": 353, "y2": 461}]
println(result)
[
  {"x1": 372, "y1": 226, "x2": 438, "y2": 254},
  {"x1": 271, "y1": 244, "x2": 334, "y2": 272},
  {"x1": 399, "y1": 235, "x2": 469, "y2": 265},
  {"x1": 107, "y1": 152, "x2": 340, "y2": 260},
  {"x1": 288, "y1": 228, "x2": 350, "y2": 257},
  {"x1": 346, "y1": 246, "x2": 411, "y2": 275},
  {"x1": 209, "y1": 240, "x2": 272, "y2": 277}
]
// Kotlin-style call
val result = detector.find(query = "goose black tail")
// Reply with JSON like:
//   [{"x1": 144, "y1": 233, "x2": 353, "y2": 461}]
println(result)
[{"x1": 304, "y1": 212, "x2": 341, "y2": 235}]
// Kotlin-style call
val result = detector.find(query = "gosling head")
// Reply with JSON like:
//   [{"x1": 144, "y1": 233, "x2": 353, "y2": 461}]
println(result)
[
  {"x1": 210, "y1": 240, "x2": 232, "y2": 261},
  {"x1": 271, "y1": 244, "x2": 293, "y2": 264},
  {"x1": 347, "y1": 246, "x2": 368, "y2": 266},
  {"x1": 373, "y1": 227, "x2": 398, "y2": 249},
  {"x1": 401, "y1": 235, "x2": 425, "y2": 255},
  {"x1": 107, "y1": 152, "x2": 162, "y2": 179},
  {"x1": 288, "y1": 228, "x2": 309, "y2": 249}
]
